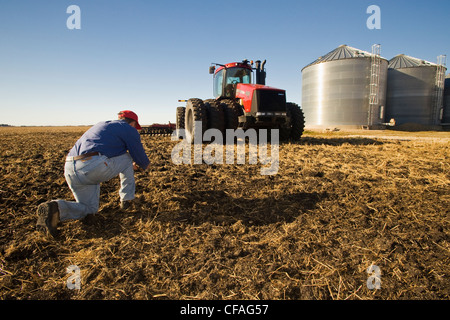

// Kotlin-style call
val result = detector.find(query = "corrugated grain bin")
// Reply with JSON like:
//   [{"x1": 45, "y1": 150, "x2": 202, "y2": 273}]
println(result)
[
  {"x1": 301, "y1": 45, "x2": 388, "y2": 128},
  {"x1": 385, "y1": 54, "x2": 446, "y2": 127},
  {"x1": 443, "y1": 74, "x2": 450, "y2": 124}
]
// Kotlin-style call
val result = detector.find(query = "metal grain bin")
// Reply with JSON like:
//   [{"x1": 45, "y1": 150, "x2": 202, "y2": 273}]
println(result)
[
  {"x1": 385, "y1": 54, "x2": 446, "y2": 127},
  {"x1": 301, "y1": 44, "x2": 388, "y2": 128},
  {"x1": 443, "y1": 74, "x2": 450, "y2": 124}
]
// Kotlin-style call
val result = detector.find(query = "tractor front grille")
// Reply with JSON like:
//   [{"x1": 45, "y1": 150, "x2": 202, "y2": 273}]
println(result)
[{"x1": 253, "y1": 89, "x2": 286, "y2": 113}]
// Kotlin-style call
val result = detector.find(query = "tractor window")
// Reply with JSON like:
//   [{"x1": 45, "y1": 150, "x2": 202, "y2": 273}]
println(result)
[
  {"x1": 226, "y1": 68, "x2": 251, "y2": 85},
  {"x1": 213, "y1": 68, "x2": 224, "y2": 98},
  {"x1": 213, "y1": 67, "x2": 252, "y2": 98}
]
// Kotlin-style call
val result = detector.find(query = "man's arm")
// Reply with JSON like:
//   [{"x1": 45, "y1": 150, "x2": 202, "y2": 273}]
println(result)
[{"x1": 124, "y1": 128, "x2": 150, "y2": 170}]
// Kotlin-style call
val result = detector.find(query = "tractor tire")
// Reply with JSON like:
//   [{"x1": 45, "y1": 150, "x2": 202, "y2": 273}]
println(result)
[
  {"x1": 176, "y1": 106, "x2": 186, "y2": 139},
  {"x1": 204, "y1": 99, "x2": 225, "y2": 135},
  {"x1": 185, "y1": 98, "x2": 207, "y2": 143},
  {"x1": 286, "y1": 102, "x2": 305, "y2": 141},
  {"x1": 220, "y1": 99, "x2": 243, "y2": 131},
  {"x1": 278, "y1": 124, "x2": 291, "y2": 141}
]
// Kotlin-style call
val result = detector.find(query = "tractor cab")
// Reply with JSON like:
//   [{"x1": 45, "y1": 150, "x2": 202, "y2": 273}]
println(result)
[{"x1": 209, "y1": 60, "x2": 266, "y2": 99}]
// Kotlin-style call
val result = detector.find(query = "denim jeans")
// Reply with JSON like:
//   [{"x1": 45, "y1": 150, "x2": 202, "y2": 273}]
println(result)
[{"x1": 55, "y1": 152, "x2": 135, "y2": 221}]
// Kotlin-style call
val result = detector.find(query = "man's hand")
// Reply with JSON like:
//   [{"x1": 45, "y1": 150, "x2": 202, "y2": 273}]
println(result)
[{"x1": 133, "y1": 162, "x2": 149, "y2": 172}]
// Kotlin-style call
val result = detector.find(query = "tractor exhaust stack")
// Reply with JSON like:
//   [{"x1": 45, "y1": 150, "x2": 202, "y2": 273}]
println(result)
[{"x1": 255, "y1": 60, "x2": 266, "y2": 85}]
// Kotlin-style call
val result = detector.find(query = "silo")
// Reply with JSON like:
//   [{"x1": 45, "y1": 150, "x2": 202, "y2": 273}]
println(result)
[
  {"x1": 301, "y1": 44, "x2": 388, "y2": 129},
  {"x1": 385, "y1": 54, "x2": 447, "y2": 128},
  {"x1": 443, "y1": 74, "x2": 450, "y2": 125}
]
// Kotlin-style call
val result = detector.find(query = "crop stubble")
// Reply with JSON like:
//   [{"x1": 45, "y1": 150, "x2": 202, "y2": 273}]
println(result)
[{"x1": 0, "y1": 127, "x2": 449, "y2": 299}]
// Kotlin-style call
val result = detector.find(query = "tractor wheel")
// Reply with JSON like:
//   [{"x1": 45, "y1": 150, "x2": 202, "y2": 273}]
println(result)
[
  {"x1": 220, "y1": 99, "x2": 243, "y2": 131},
  {"x1": 176, "y1": 106, "x2": 185, "y2": 139},
  {"x1": 185, "y1": 98, "x2": 207, "y2": 143},
  {"x1": 286, "y1": 102, "x2": 305, "y2": 141},
  {"x1": 279, "y1": 124, "x2": 291, "y2": 141},
  {"x1": 204, "y1": 99, "x2": 225, "y2": 135}
]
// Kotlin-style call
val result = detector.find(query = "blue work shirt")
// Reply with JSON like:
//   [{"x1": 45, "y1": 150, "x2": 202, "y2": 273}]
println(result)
[{"x1": 68, "y1": 120, "x2": 150, "y2": 170}]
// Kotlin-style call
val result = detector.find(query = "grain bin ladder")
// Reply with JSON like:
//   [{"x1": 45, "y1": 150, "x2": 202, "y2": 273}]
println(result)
[{"x1": 435, "y1": 55, "x2": 446, "y2": 125}]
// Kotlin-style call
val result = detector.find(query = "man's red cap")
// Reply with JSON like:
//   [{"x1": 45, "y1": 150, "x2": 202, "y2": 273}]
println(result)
[{"x1": 118, "y1": 110, "x2": 142, "y2": 130}]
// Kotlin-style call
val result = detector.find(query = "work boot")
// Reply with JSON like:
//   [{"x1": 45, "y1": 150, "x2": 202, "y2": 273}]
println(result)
[
  {"x1": 36, "y1": 201, "x2": 60, "y2": 238},
  {"x1": 120, "y1": 200, "x2": 133, "y2": 211}
]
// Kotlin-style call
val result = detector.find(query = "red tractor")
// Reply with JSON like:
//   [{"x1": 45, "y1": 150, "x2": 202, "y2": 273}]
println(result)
[{"x1": 176, "y1": 59, "x2": 304, "y2": 142}]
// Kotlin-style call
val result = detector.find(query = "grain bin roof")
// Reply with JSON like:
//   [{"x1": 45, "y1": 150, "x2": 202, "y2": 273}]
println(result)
[
  {"x1": 302, "y1": 44, "x2": 386, "y2": 70},
  {"x1": 388, "y1": 54, "x2": 437, "y2": 69}
]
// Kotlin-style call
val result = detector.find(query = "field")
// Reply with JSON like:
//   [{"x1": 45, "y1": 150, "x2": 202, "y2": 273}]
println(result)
[{"x1": 0, "y1": 126, "x2": 449, "y2": 300}]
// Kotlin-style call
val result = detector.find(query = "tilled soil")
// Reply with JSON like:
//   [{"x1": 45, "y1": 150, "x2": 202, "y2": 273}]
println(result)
[{"x1": 0, "y1": 127, "x2": 449, "y2": 300}]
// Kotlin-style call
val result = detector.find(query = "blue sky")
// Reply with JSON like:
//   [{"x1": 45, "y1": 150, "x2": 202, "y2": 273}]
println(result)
[{"x1": 1, "y1": 0, "x2": 449, "y2": 126}]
